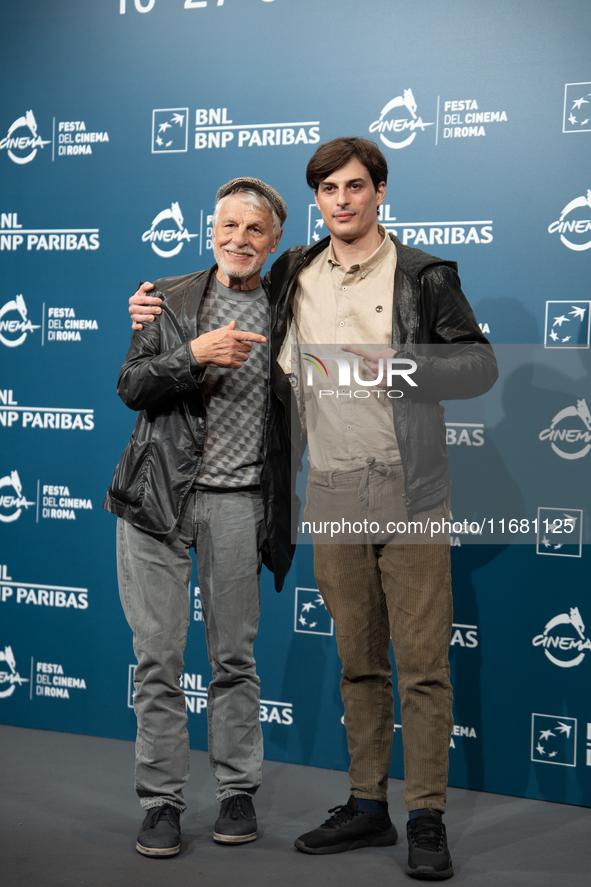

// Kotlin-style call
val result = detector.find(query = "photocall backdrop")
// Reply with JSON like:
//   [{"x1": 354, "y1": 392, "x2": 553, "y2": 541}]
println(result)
[{"x1": 1, "y1": 0, "x2": 590, "y2": 808}]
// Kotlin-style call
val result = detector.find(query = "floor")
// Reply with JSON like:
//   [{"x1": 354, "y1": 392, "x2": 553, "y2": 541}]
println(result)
[{"x1": 1, "y1": 724, "x2": 589, "y2": 887}]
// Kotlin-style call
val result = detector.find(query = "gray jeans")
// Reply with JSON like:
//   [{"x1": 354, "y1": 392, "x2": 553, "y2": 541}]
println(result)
[{"x1": 117, "y1": 488, "x2": 266, "y2": 811}]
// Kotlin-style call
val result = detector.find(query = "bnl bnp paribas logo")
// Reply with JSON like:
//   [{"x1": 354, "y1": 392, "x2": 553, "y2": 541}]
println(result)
[
  {"x1": 539, "y1": 398, "x2": 591, "y2": 460},
  {"x1": 152, "y1": 107, "x2": 320, "y2": 153},
  {"x1": 532, "y1": 607, "x2": 590, "y2": 668},
  {"x1": 531, "y1": 714, "x2": 577, "y2": 766},
  {"x1": 536, "y1": 507, "x2": 583, "y2": 558},
  {"x1": 544, "y1": 301, "x2": 590, "y2": 348},
  {"x1": 563, "y1": 83, "x2": 591, "y2": 134},
  {"x1": 0, "y1": 111, "x2": 50, "y2": 165},
  {"x1": 294, "y1": 588, "x2": 334, "y2": 636}
]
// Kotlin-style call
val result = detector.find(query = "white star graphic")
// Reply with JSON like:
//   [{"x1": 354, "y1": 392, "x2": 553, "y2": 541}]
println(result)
[
  {"x1": 570, "y1": 305, "x2": 586, "y2": 320},
  {"x1": 561, "y1": 336, "x2": 571, "y2": 342},
  {"x1": 549, "y1": 329, "x2": 559, "y2": 341},
  {"x1": 569, "y1": 114, "x2": 577, "y2": 125},
  {"x1": 552, "y1": 315, "x2": 569, "y2": 327},
  {"x1": 556, "y1": 721, "x2": 572, "y2": 737},
  {"x1": 572, "y1": 97, "x2": 588, "y2": 109},
  {"x1": 536, "y1": 743, "x2": 545, "y2": 755},
  {"x1": 309, "y1": 622, "x2": 317, "y2": 628},
  {"x1": 312, "y1": 231, "x2": 320, "y2": 242},
  {"x1": 541, "y1": 536, "x2": 551, "y2": 548},
  {"x1": 158, "y1": 121, "x2": 172, "y2": 133},
  {"x1": 171, "y1": 113, "x2": 184, "y2": 126},
  {"x1": 301, "y1": 602, "x2": 315, "y2": 613},
  {"x1": 581, "y1": 119, "x2": 590, "y2": 126},
  {"x1": 156, "y1": 136, "x2": 163, "y2": 146},
  {"x1": 298, "y1": 614, "x2": 307, "y2": 626},
  {"x1": 548, "y1": 751, "x2": 557, "y2": 758},
  {"x1": 539, "y1": 729, "x2": 555, "y2": 740}
]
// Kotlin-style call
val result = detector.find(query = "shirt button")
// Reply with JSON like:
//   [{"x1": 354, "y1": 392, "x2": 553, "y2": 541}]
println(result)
[
  {"x1": 339, "y1": 321, "x2": 345, "y2": 326},
  {"x1": 361, "y1": 272, "x2": 366, "y2": 278},
  {"x1": 356, "y1": 457, "x2": 362, "y2": 462},
  {"x1": 342, "y1": 286, "x2": 347, "y2": 291},
  {"x1": 375, "y1": 305, "x2": 383, "y2": 313},
  {"x1": 347, "y1": 425, "x2": 352, "y2": 430}
]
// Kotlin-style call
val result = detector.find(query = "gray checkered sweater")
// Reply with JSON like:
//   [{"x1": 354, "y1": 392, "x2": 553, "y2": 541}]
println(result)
[{"x1": 195, "y1": 276, "x2": 269, "y2": 488}]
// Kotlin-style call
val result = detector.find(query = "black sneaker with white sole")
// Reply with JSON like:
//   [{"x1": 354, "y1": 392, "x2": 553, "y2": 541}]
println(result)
[
  {"x1": 136, "y1": 803, "x2": 181, "y2": 857},
  {"x1": 406, "y1": 809, "x2": 453, "y2": 880},
  {"x1": 213, "y1": 793, "x2": 258, "y2": 844},
  {"x1": 294, "y1": 795, "x2": 398, "y2": 855}
]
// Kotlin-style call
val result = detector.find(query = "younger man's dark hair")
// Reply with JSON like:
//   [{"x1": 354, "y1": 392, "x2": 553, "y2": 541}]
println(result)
[{"x1": 306, "y1": 137, "x2": 388, "y2": 192}]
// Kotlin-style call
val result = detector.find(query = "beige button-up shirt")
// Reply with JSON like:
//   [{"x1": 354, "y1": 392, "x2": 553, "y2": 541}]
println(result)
[{"x1": 291, "y1": 226, "x2": 401, "y2": 471}]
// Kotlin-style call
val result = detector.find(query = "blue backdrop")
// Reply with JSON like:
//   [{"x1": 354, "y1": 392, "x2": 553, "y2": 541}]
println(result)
[{"x1": 1, "y1": 0, "x2": 590, "y2": 808}]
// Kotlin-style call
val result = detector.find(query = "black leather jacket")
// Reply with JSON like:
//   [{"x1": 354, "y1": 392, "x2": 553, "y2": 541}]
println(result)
[
  {"x1": 268, "y1": 233, "x2": 498, "y2": 517},
  {"x1": 103, "y1": 267, "x2": 297, "y2": 591}
]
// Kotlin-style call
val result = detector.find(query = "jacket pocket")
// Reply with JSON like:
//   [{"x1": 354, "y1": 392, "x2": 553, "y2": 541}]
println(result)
[{"x1": 109, "y1": 436, "x2": 153, "y2": 506}]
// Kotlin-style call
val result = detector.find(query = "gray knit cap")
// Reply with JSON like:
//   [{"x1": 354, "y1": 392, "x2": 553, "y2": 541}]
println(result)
[{"x1": 215, "y1": 177, "x2": 287, "y2": 225}]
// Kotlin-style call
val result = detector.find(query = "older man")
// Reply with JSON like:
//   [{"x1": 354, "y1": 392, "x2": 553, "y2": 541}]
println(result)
[{"x1": 104, "y1": 179, "x2": 292, "y2": 857}]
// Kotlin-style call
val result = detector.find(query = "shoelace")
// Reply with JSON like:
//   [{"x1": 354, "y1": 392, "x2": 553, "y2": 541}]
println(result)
[
  {"x1": 408, "y1": 817, "x2": 444, "y2": 852},
  {"x1": 147, "y1": 804, "x2": 179, "y2": 830},
  {"x1": 223, "y1": 795, "x2": 252, "y2": 821},
  {"x1": 321, "y1": 803, "x2": 359, "y2": 829}
]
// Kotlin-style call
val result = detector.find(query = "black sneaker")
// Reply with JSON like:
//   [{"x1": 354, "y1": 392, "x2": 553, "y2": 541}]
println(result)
[
  {"x1": 294, "y1": 795, "x2": 398, "y2": 855},
  {"x1": 406, "y1": 810, "x2": 453, "y2": 880},
  {"x1": 213, "y1": 793, "x2": 257, "y2": 844},
  {"x1": 136, "y1": 803, "x2": 181, "y2": 857}
]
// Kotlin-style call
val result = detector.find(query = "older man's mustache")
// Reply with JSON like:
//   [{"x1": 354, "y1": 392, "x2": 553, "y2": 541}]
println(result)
[{"x1": 221, "y1": 243, "x2": 257, "y2": 257}]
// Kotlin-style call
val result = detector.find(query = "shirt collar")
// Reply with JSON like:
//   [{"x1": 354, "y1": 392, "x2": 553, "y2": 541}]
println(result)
[{"x1": 326, "y1": 225, "x2": 395, "y2": 275}]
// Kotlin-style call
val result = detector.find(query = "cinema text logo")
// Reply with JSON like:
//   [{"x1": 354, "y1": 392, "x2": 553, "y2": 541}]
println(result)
[
  {"x1": 0, "y1": 471, "x2": 34, "y2": 524},
  {"x1": 563, "y1": 83, "x2": 591, "y2": 134},
  {"x1": 544, "y1": 301, "x2": 590, "y2": 348},
  {"x1": 531, "y1": 714, "x2": 576, "y2": 766},
  {"x1": 0, "y1": 212, "x2": 99, "y2": 252},
  {"x1": 538, "y1": 398, "x2": 591, "y2": 460},
  {"x1": 548, "y1": 190, "x2": 591, "y2": 251},
  {"x1": 142, "y1": 202, "x2": 198, "y2": 258},
  {"x1": 0, "y1": 564, "x2": 89, "y2": 611},
  {"x1": 449, "y1": 724, "x2": 477, "y2": 749},
  {"x1": 0, "y1": 295, "x2": 40, "y2": 348},
  {"x1": 0, "y1": 645, "x2": 29, "y2": 698},
  {"x1": 0, "y1": 389, "x2": 95, "y2": 431},
  {"x1": 0, "y1": 111, "x2": 50, "y2": 165},
  {"x1": 536, "y1": 507, "x2": 583, "y2": 558},
  {"x1": 532, "y1": 607, "x2": 591, "y2": 668},
  {"x1": 193, "y1": 107, "x2": 320, "y2": 151},
  {"x1": 369, "y1": 89, "x2": 434, "y2": 150}
]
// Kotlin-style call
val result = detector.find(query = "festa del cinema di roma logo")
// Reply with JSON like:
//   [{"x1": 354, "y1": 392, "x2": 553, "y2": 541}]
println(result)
[
  {"x1": 142, "y1": 202, "x2": 198, "y2": 258},
  {"x1": 0, "y1": 294, "x2": 40, "y2": 347},
  {"x1": 369, "y1": 88, "x2": 434, "y2": 150},
  {"x1": 0, "y1": 645, "x2": 28, "y2": 698},
  {"x1": 532, "y1": 607, "x2": 591, "y2": 668},
  {"x1": 539, "y1": 398, "x2": 591, "y2": 460},
  {"x1": 0, "y1": 111, "x2": 50, "y2": 165},
  {"x1": 0, "y1": 471, "x2": 35, "y2": 524},
  {"x1": 548, "y1": 190, "x2": 591, "y2": 251}
]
